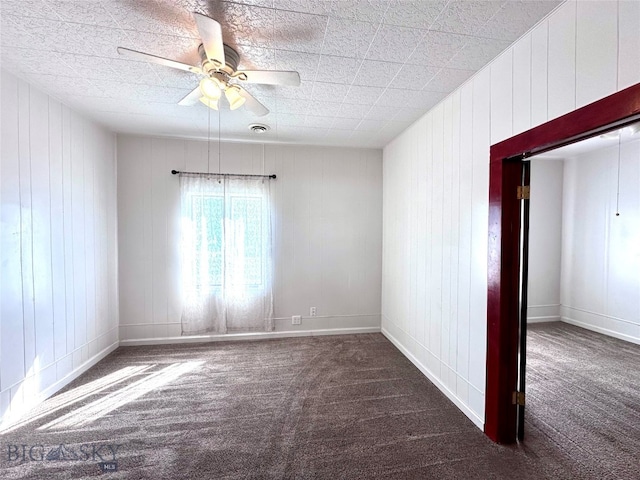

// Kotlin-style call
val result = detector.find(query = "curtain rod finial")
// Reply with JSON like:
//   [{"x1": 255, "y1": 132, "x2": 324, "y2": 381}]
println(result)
[{"x1": 171, "y1": 170, "x2": 179, "y2": 175}]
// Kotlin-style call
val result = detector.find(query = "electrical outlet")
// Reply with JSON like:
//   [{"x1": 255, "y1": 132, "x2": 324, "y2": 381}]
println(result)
[
  {"x1": 310, "y1": 307, "x2": 317, "y2": 316},
  {"x1": 292, "y1": 315, "x2": 301, "y2": 325}
]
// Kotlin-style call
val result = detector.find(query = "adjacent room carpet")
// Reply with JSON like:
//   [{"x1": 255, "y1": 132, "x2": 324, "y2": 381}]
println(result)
[
  {"x1": 525, "y1": 322, "x2": 640, "y2": 480},
  {"x1": 1, "y1": 325, "x2": 638, "y2": 479}
]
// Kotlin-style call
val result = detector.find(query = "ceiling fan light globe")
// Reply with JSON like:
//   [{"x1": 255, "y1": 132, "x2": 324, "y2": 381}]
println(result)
[
  {"x1": 199, "y1": 96, "x2": 219, "y2": 110},
  {"x1": 199, "y1": 77, "x2": 221, "y2": 100},
  {"x1": 229, "y1": 96, "x2": 246, "y2": 110},
  {"x1": 225, "y1": 85, "x2": 246, "y2": 110}
]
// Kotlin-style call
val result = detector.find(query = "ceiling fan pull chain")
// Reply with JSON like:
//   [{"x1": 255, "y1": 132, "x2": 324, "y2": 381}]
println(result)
[
  {"x1": 207, "y1": 104, "x2": 212, "y2": 174},
  {"x1": 615, "y1": 134, "x2": 621, "y2": 217}
]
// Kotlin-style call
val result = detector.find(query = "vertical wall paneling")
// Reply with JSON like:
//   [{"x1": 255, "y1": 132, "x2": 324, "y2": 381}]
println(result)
[
  {"x1": 117, "y1": 137, "x2": 146, "y2": 338},
  {"x1": 469, "y1": 69, "x2": 490, "y2": 417},
  {"x1": 94, "y1": 128, "x2": 107, "y2": 346},
  {"x1": 441, "y1": 98, "x2": 453, "y2": 387},
  {"x1": 561, "y1": 141, "x2": 640, "y2": 344},
  {"x1": 48, "y1": 100, "x2": 66, "y2": 362},
  {"x1": 512, "y1": 34, "x2": 532, "y2": 135},
  {"x1": 415, "y1": 118, "x2": 427, "y2": 347},
  {"x1": 530, "y1": 20, "x2": 549, "y2": 126},
  {"x1": 29, "y1": 86, "x2": 55, "y2": 371},
  {"x1": 490, "y1": 50, "x2": 513, "y2": 144},
  {"x1": 165, "y1": 139, "x2": 185, "y2": 338},
  {"x1": 323, "y1": 148, "x2": 356, "y2": 317},
  {"x1": 0, "y1": 71, "x2": 118, "y2": 427},
  {"x1": 608, "y1": 140, "x2": 640, "y2": 327},
  {"x1": 84, "y1": 125, "x2": 96, "y2": 355},
  {"x1": 424, "y1": 115, "x2": 434, "y2": 349},
  {"x1": 457, "y1": 81, "x2": 473, "y2": 394},
  {"x1": 618, "y1": 0, "x2": 640, "y2": 90},
  {"x1": 383, "y1": 0, "x2": 635, "y2": 430},
  {"x1": 547, "y1": 1, "x2": 577, "y2": 120},
  {"x1": 575, "y1": 0, "x2": 617, "y2": 108},
  {"x1": 0, "y1": 72, "x2": 25, "y2": 392},
  {"x1": 449, "y1": 90, "x2": 461, "y2": 391},
  {"x1": 143, "y1": 139, "x2": 153, "y2": 335},
  {"x1": 71, "y1": 111, "x2": 87, "y2": 362},
  {"x1": 151, "y1": 139, "x2": 169, "y2": 338},
  {"x1": 18, "y1": 80, "x2": 36, "y2": 388},
  {"x1": 409, "y1": 130, "x2": 418, "y2": 342},
  {"x1": 61, "y1": 105, "x2": 74, "y2": 360},
  {"x1": 527, "y1": 160, "x2": 563, "y2": 322},
  {"x1": 430, "y1": 105, "x2": 444, "y2": 371}
]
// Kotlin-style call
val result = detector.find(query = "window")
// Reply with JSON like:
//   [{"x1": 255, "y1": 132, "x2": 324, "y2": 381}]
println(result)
[
  {"x1": 179, "y1": 174, "x2": 273, "y2": 334},
  {"x1": 189, "y1": 194, "x2": 264, "y2": 287}
]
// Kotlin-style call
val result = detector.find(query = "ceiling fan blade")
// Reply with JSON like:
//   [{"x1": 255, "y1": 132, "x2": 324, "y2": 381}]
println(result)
[
  {"x1": 178, "y1": 86, "x2": 202, "y2": 106},
  {"x1": 193, "y1": 13, "x2": 225, "y2": 66},
  {"x1": 237, "y1": 70, "x2": 301, "y2": 87},
  {"x1": 117, "y1": 47, "x2": 202, "y2": 74},
  {"x1": 239, "y1": 88, "x2": 269, "y2": 116}
]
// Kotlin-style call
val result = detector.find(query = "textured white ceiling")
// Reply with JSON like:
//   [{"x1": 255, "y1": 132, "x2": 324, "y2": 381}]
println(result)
[{"x1": 0, "y1": 0, "x2": 561, "y2": 148}]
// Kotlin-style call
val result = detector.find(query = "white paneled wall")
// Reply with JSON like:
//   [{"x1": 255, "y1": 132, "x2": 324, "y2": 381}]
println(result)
[
  {"x1": 117, "y1": 136, "x2": 382, "y2": 341},
  {"x1": 561, "y1": 140, "x2": 640, "y2": 344},
  {"x1": 0, "y1": 71, "x2": 118, "y2": 427},
  {"x1": 547, "y1": 0, "x2": 576, "y2": 120},
  {"x1": 575, "y1": 1, "x2": 618, "y2": 108},
  {"x1": 528, "y1": 160, "x2": 564, "y2": 323},
  {"x1": 382, "y1": 1, "x2": 640, "y2": 429},
  {"x1": 619, "y1": 0, "x2": 640, "y2": 90}
]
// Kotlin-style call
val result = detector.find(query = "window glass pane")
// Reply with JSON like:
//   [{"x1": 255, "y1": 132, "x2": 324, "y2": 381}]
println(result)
[
  {"x1": 190, "y1": 193, "x2": 264, "y2": 287},
  {"x1": 191, "y1": 195, "x2": 223, "y2": 286},
  {"x1": 230, "y1": 196, "x2": 263, "y2": 286}
]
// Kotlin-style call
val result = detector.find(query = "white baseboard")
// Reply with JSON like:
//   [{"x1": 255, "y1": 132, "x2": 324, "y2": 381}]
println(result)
[
  {"x1": 120, "y1": 326, "x2": 381, "y2": 346},
  {"x1": 120, "y1": 314, "x2": 381, "y2": 343},
  {"x1": 44, "y1": 341, "x2": 120, "y2": 398},
  {"x1": 381, "y1": 326, "x2": 484, "y2": 431},
  {"x1": 561, "y1": 316, "x2": 640, "y2": 346},
  {"x1": 0, "y1": 341, "x2": 119, "y2": 431},
  {"x1": 274, "y1": 314, "x2": 380, "y2": 332},
  {"x1": 527, "y1": 304, "x2": 561, "y2": 323},
  {"x1": 527, "y1": 316, "x2": 561, "y2": 324}
]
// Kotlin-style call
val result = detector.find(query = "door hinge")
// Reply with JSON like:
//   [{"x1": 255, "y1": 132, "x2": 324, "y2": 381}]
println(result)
[
  {"x1": 512, "y1": 391, "x2": 526, "y2": 406},
  {"x1": 517, "y1": 185, "x2": 530, "y2": 200}
]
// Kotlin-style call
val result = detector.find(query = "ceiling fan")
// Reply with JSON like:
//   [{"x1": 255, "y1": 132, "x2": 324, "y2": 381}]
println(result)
[{"x1": 117, "y1": 12, "x2": 300, "y2": 117}]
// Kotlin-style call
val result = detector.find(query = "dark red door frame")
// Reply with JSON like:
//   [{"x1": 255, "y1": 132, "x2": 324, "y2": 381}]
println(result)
[{"x1": 485, "y1": 82, "x2": 640, "y2": 444}]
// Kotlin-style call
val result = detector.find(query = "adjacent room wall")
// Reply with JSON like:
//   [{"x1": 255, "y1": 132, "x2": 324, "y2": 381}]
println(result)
[
  {"x1": 382, "y1": 0, "x2": 640, "y2": 429},
  {"x1": 528, "y1": 160, "x2": 564, "y2": 323},
  {"x1": 116, "y1": 135, "x2": 382, "y2": 341},
  {"x1": 0, "y1": 70, "x2": 118, "y2": 427},
  {"x1": 561, "y1": 139, "x2": 640, "y2": 344}
]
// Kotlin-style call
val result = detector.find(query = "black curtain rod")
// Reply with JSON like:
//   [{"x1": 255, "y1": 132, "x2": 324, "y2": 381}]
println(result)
[{"x1": 171, "y1": 170, "x2": 276, "y2": 179}]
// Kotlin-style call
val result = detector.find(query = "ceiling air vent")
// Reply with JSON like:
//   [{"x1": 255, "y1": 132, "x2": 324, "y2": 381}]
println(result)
[{"x1": 249, "y1": 123, "x2": 270, "y2": 133}]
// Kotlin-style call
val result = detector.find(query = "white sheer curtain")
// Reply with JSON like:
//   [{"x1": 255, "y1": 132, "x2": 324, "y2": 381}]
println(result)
[{"x1": 179, "y1": 174, "x2": 273, "y2": 335}]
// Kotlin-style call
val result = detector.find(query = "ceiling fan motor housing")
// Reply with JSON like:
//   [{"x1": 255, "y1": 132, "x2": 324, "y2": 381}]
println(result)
[{"x1": 199, "y1": 43, "x2": 240, "y2": 75}]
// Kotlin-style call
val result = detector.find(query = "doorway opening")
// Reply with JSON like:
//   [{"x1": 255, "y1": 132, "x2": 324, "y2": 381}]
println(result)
[
  {"x1": 484, "y1": 82, "x2": 640, "y2": 444},
  {"x1": 520, "y1": 125, "x2": 640, "y2": 444}
]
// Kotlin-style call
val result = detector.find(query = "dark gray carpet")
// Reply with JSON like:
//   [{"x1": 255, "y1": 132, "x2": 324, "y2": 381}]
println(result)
[
  {"x1": 1, "y1": 327, "x2": 638, "y2": 479},
  {"x1": 524, "y1": 322, "x2": 640, "y2": 480}
]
